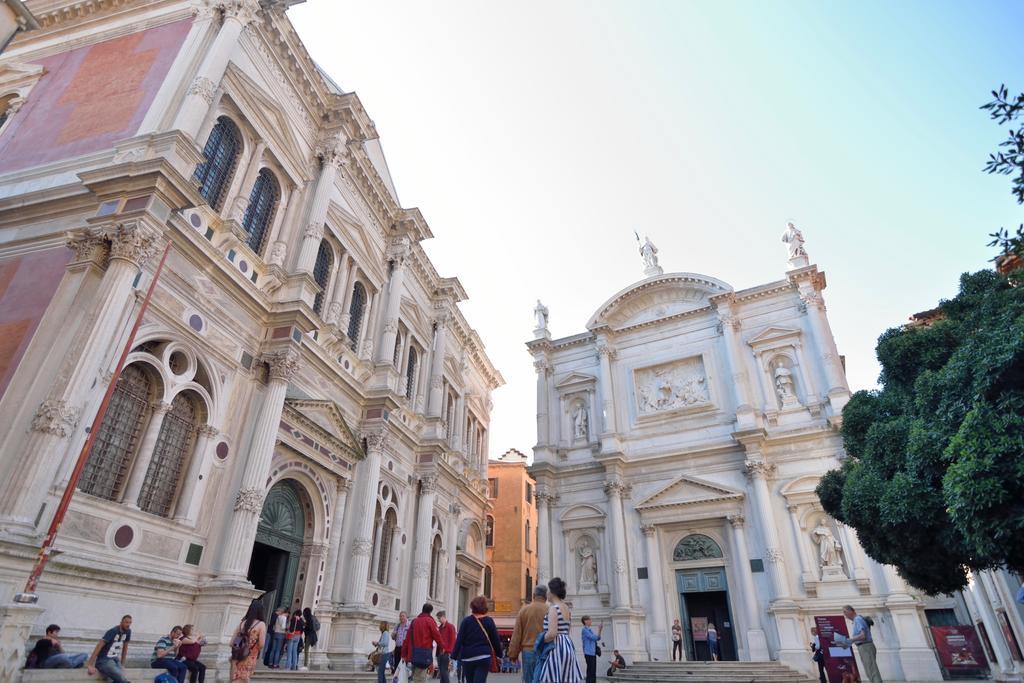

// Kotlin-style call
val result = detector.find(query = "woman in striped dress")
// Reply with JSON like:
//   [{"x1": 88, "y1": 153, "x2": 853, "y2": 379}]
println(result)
[{"x1": 538, "y1": 577, "x2": 583, "y2": 683}]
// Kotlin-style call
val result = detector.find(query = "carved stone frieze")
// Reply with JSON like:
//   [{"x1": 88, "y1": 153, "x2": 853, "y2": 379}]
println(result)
[
  {"x1": 31, "y1": 400, "x2": 80, "y2": 437},
  {"x1": 635, "y1": 356, "x2": 710, "y2": 414}
]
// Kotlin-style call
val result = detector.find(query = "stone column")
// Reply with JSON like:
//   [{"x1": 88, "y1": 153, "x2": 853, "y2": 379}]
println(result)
[
  {"x1": 357, "y1": 290, "x2": 375, "y2": 359},
  {"x1": 294, "y1": 144, "x2": 343, "y2": 273},
  {"x1": 215, "y1": 347, "x2": 301, "y2": 578},
  {"x1": 799, "y1": 289, "x2": 849, "y2": 408},
  {"x1": 965, "y1": 572, "x2": 1014, "y2": 674},
  {"x1": 174, "y1": 0, "x2": 260, "y2": 139},
  {"x1": 836, "y1": 521, "x2": 869, "y2": 588},
  {"x1": 743, "y1": 461, "x2": 790, "y2": 599},
  {"x1": 536, "y1": 486, "x2": 553, "y2": 586},
  {"x1": 786, "y1": 505, "x2": 814, "y2": 582},
  {"x1": 0, "y1": 223, "x2": 162, "y2": 532},
  {"x1": 327, "y1": 254, "x2": 352, "y2": 327},
  {"x1": 595, "y1": 340, "x2": 618, "y2": 436},
  {"x1": 641, "y1": 524, "x2": 669, "y2": 655},
  {"x1": 375, "y1": 238, "x2": 411, "y2": 365},
  {"x1": 715, "y1": 299, "x2": 757, "y2": 428},
  {"x1": 446, "y1": 504, "x2": 461, "y2": 616},
  {"x1": 173, "y1": 423, "x2": 217, "y2": 520},
  {"x1": 533, "y1": 358, "x2": 551, "y2": 447},
  {"x1": 121, "y1": 401, "x2": 172, "y2": 506},
  {"x1": 604, "y1": 477, "x2": 632, "y2": 609},
  {"x1": 267, "y1": 184, "x2": 302, "y2": 267},
  {"x1": 343, "y1": 431, "x2": 386, "y2": 607},
  {"x1": 228, "y1": 140, "x2": 265, "y2": 223},
  {"x1": 321, "y1": 477, "x2": 351, "y2": 605},
  {"x1": 727, "y1": 515, "x2": 770, "y2": 661},
  {"x1": 175, "y1": 424, "x2": 217, "y2": 523},
  {"x1": 427, "y1": 317, "x2": 448, "y2": 417},
  {"x1": 410, "y1": 475, "x2": 438, "y2": 609}
]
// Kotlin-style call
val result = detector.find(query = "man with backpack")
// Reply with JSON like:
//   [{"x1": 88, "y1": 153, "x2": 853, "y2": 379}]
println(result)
[
  {"x1": 402, "y1": 603, "x2": 446, "y2": 683},
  {"x1": 843, "y1": 605, "x2": 882, "y2": 683}
]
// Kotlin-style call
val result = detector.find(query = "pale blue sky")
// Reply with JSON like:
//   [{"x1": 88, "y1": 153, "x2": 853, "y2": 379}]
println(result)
[{"x1": 290, "y1": 0, "x2": 1024, "y2": 459}]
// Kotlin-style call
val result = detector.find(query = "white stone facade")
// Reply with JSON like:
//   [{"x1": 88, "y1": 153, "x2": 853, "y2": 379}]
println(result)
[
  {"x1": 0, "y1": 0, "x2": 501, "y2": 674},
  {"x1": 528, "y1": 236, "x2": 964, "y2": 681}
]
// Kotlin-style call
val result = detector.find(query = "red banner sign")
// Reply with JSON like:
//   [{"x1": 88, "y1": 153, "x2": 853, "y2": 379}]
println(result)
[
  {"x1": 815, "y1": 615, "x2": 859, "y2": 683},
  {"x1": 691, "y1": 617, "x2": 708, "y2": 642},
  {"x1": 930, "y1": 625, "x2": 988, "y2": 671}
]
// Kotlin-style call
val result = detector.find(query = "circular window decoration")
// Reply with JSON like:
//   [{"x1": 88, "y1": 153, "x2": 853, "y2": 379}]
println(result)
[
  {"x1": 343, "y1": 359, "x2": 350, "y2": 370},
  {"x1": 238, "y1": 260, "x2": 249, "y2": 274},
  {"x1": 401, "y1": 533, "x2": 407, "y2": 545},
  {"x1": 188, "y1": 314, "x2": 204, "y2": 332},
  {"x1": 168, "y1": 350, "x2": 189, "y2": 376},
  {"x1": 215, "y1": 442, "x2": 230, "y2": 460},
  {"x1": 387, "y1": 461, "x2": 394, "y2": 471},
  {"x1": 113, "y1": 525, "x2": 134, "y2": 549},
  {"x1": 371, "y1": 593, "x2": 379, "y2": 606},
  {"x1": 381, "y1": 485, "x2": 390, "y2": 499},
  {"x1": 189, "y1": 213, "x2": 203, "y2": 229}
]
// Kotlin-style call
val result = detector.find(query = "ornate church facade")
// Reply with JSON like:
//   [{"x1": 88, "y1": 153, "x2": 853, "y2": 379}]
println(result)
[
  {"x1": 528, "y1": 231, "x2": 967, "y2": 680},
  {"x1": 0, "y1": 0, "x2": 500, "y2": 672}
]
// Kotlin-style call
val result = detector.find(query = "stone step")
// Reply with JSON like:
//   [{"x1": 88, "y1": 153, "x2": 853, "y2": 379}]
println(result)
[
  {"x1": 22, "y1": 667, "x2": 160, "y2": 682},
  {"x1": 611, "y1": 661, "x2": 816, "y2": 683},
  {"x1": 253, "y1": 671, "x2": 378, "y2": 681}
]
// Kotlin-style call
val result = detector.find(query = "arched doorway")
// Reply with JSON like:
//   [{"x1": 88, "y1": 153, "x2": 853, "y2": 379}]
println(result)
[
  {"x1": 248, "y1": 480, "x2": 306, "y2": 611},
  {"x1": 673, "y1": 533, "x2": 737, "y2": 662}
]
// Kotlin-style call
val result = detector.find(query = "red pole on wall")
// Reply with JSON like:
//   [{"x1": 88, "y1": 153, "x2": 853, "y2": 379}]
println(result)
[{"x1": 16, "y1": 240, "x2": 173, "y2": 602}]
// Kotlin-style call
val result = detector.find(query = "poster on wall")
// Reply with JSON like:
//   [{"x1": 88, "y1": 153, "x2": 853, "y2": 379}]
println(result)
[
  {"x1": 814, "y1": 615, "x2": 860, "y2": 683},
  {"x1": 930, "y1": 625, "x2": 988, "y2": 673}
]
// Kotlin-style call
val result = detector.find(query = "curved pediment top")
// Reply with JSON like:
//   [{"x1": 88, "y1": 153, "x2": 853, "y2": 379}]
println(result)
[{"x1": 586, "y1": 272, "x2": 733, "y2": 332}]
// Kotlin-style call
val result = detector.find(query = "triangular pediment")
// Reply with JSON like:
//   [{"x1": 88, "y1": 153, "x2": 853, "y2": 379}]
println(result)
[
  {"x1": 747, "y1": 325, "x2": 801, "y2": 346},
  {"x1": 555, "y1": 372, "x2": 596, "y2": 390},
  {"x1": 635, "y1": 474, "x2": 744, "y2": 510},
  {"x1": 283, "y1": 398, "x2": 364, "y2": 461}
]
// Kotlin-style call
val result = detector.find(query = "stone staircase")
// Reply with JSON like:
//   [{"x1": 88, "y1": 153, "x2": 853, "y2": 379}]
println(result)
[
  {"x1": 253, "y1": 670, "x2": 378, "y2": 682},
  {"x1": 610, "y1": 660, "x2": 817, "y2": 683}
]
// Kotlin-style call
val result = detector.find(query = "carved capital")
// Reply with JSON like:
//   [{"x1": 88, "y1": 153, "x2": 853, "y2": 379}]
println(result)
[
  {"x1": 603, "y1": 478, "x2": 626, "y2": 497},
  {"x1": 198, "y1": 424, "x2": 219, "y2": 438},
  {"x1": 325, "y1": 301, "x2": 343, "y2": 326},
  {"x1": 221, "y1": 0, "x2": 261, "y2": 26},
  {"x1": 352, "y1": 537, "x2": 373, "y2": 556},
  {"x1": 613, "y1": 559, "x2": 626, "y2": 575},
  {"x1": 799, "y1": 290, "x2": 825, "y2": 311},
  {"x1": 66, "y1": 229, "x2": 109, "y2": 268},
  {"x1": 420, "y1": 475, "x2": 438, "y2": 494},
  {"x1": 188, "y1": 76, "x2": 216, "y2": 104},
  {"x1": 744, "y1": 460, "x2": 776, "y2": 480},
  {"x1": 337, "y1": 477, "x2": 352, "y2": 493},
  {"x1": 150, "y1": 400, "x2": 172, "y2": 415},
  {"x1": 264, "y1": 348, "x2": 301, "y2": 382},
  {"x1": 640, "y1": 524, "x2": 656, "y2": 537},
  {"x1": 363, "y1": 430, "x2": 388, "y2": 454},
  {"x1": 413, "y1": 561, "x2": 430, "y2": 579},
  {"x1": 304, "y1": 221, "x2": 324, "y2": 241},
  {"x1": 766, "y1": 547, "x2": 784, "y2": 564},
  {"x1": 233, "y1": 487, "x2": 264, "y2": 513},
  {"x1": 727, "y1": 514, "x2": 745, "y2": 528},
  {"x1": 430, "y1": 375, "x2": 444, "y2": 390},
  {"x1": 533, "y1": 359, "x2": 551, "y2": 376},
  {"x1": 451, "y1": 502, "x2": 463, "y2": 516},
  {"x1": 31, "y1": 399, "x2": 80, "y2": 437},
  {"x1": 596, "y1": 341, "x2": 617, "y2": 359},
  {"x1": 717, "y1": 313, "x2": 741, "y2": 330},
  {"x1": 105, "y1": 222, "x2": 162, "y2": 268},
  {"x1": 383, "y1": 318, "x2": 399, "y2": 334}
]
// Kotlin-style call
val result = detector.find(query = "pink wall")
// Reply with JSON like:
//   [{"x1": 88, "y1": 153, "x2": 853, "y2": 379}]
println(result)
[
  {"x1": 0, "y1": 247, "x2": 72, "y2": 400},
  {"x1": 0, "y1": 19, "x2": 192, "y2": 175}
]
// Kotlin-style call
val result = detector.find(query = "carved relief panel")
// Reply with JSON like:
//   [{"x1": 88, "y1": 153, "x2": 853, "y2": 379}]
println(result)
[{"x1": 634, "y1": 356, "x2": 712, "y2": 416}]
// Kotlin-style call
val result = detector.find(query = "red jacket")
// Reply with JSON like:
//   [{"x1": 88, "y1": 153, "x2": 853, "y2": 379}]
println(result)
[
  {"x1": 437, "y1": 621, "x2": 457, "y2": 654},
  {"x1": 402, "y1": 613, "x2": 445, "y2": 661}
]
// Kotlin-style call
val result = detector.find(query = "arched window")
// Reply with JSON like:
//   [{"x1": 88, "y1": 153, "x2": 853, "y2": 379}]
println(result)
[
  {"x1": 485, "y1": 515, "x2": 494, "y2": 547},
  {"x1": 428, "y1": 534, "x2": 443, "y2": 599},
  {"x1": 193, "y1": 116, "x2": 242, "y2": 211},
  {"x1": 405, "y1": 347, "x2": 418, "y2": 400},
  {"x1": 347, "y1": 281, "x2": 366, "y2": 348},
  {"x1": 312, "y1": 239, "x2": 333, "y2": 316},
  {"x1": 241, "y1": 168, "x2": 280, "y2": 254},
  {"x1": 137, "y1": 392, "x2": 199, "y2": 517},
  {"x1": 484, "y1": 566, "x2": 492, "y2": 598},
  {"x1": 393, "y1": 331, "x2": 403, "y2": 368},
  {"x1": 79, "y1": 364, "x2": 153, "y2": 501},
  {"x1": 376, "y1": 507, "x2": 397, "y2": 584},
  {"x1": 673, "y1": 534, "x2": 724, "y2": 561}
]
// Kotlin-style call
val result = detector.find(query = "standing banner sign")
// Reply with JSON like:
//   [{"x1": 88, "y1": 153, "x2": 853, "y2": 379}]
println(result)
[
  {"x1": 815, "y1": 615, "x2": 859, "y2": 683},
  {"x1": 930, "y1": 625, "x2": 988, "y2": 673},
  {"x1": 691, "y1": 618, "x2": 708, "y2": 641}
]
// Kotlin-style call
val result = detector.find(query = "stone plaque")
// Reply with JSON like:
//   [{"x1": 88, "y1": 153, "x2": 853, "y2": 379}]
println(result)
[{"x1": 635, "y1": 356, "x2": 710, "y2": 414}]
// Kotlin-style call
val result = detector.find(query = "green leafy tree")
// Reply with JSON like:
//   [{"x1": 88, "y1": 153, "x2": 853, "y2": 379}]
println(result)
[{"x1": 816, "y1": 88, "x2": 1024, "y2": 596}]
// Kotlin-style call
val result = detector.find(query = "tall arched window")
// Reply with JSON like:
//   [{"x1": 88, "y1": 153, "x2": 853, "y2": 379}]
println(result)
[
  {"x1": 485, "y1": 515, "x2": 494, "y2": 547},
  {"x1": 405, "y1": 347, "x2": 418, "y2": 400},
  {"x1": 429, "y1": 534, "x2": 443, "y2": 599},
  {"x1": 376, "y1": 507, "x2": 397, "y2": 584},
  {"x1": 193, "y1": 116, "x2": 242, "y2": 211},
  {"x1": 79, "y1": 365, "x2": 153, "y2": 501},
  {"x1": 312, "y1": 239, "x2": 333, "y2": 316},
  {"x1": 137, "y1": 392, "x2": 199, "y2": 517},
  {"x1": 347, "y1": 281, "x2": 366, "y2": 349},
  {"x1": 241, "y1": 168, "x2": 280, "y2": 255},
  {"x1": 484, "y1": 566, "x2": 492, "y2": 598},
  {"x1": 393, "y1": 331, "x2": 403, "y2": 367}
]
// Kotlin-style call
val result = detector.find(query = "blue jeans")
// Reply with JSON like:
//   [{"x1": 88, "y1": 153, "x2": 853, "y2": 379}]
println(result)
[
  {"x1": 43, "y1": 653, "x2": 87, "y2": 668},
  {"x1": 95, "y1": 658, "x2": 130, "y2": 683},
  {"x1": 286, "y1": 636, "x2": 300, "y2": 669},
  {"x1": 270, "y1": 632, "x2": 285, "y2": 667},
  {"x1": 378, "y1": 651, "x2": 391, "y2": 683},
  {"x1": 520, "y1": 650, "x2": 537, "y2": 683},
  {"x1": 460, "y1": 659, "x2": 490, "y2": 683},
  {"x1": 152, "y1": 656, "x2": 188, "y2": 683}
]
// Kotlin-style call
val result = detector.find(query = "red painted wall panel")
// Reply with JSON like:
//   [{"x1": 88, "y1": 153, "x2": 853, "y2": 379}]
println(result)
[{"x1": 0, "y1": 19, "x2": 192, "y2": 175}]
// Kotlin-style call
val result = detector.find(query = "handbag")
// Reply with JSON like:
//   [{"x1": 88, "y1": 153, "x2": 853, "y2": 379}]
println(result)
[
  {"x1": 474, "y1": 616, "x2": 500, "y2": 673},
  {"x1": 595, "y1": 644, "x2": 602, "y2": 657}
]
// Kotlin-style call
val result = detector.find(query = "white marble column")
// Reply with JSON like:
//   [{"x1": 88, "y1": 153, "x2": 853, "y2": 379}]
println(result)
[
  {"x1": 267, "y1": 183, "x2": 303, "y2": 267},
  {"x1": 426, "y1": 317, "x2": 448, "y2": 418},
  {"x1": 328, "y1": 254, "x2": 352, "y2": 327},
  {"x1": 715, "y1": 299, "x2": 757, "y2": 427},
  {"x1": 174, "y1": 0, "x2": 260, "y2": 139},
  {"x1": 786, "y1": 505, "x2": 814, "y2": 582},
  {"x1": 533, "y1": 358, "x2": 551, "y2": 447},
  {"x1": 294, "y1": 145, "x2": 343, "y2": 273},
  {"x1": 641, "y1": 524, "x2": 668, "y2": 656},
  {"x1": 121, "y1": 401, "x2": 172, "y2": 506},
  {"x1": 965, "y1": 572, "x2": 1014, "y2": 674},
  {"x1": 446, "y1": 505, "x2": 461, "y2": 616},
  {"x1": 835, "y1": 521, "x2": 869, "y2": 586},
  {"x1": 343, "y1": 431, "x2": 386, "y2": 607},
  {"x1": 536, "y1": 486, "x2": 553, "y2": 585},
  {"x1": 410, "y1": 475, "x2": 438, "y2": 609},
  {"x1": 375, "y1": 239, "x2": 410, "y2": 365},
  {"x1": 174, "y1": 423, "x2": 217, "y2": 522},
  {"x1": 743, "y1": 460, "x2": 790, "y2": 599},
  {"x1": 799, "y1": 288, "x2": 849, "y2": 406},
  {"x1": 595, "y1": 341, "x2": 617, "y2": 435},
  {"x1": 321, "y1": 477, "x2": 351, "y2": 605},
  {"x1": 216, "y1": 347, "x2": 301, "y2": 578},
  {"x1": 0, "y1": 223, "x2": 163, "y2": 531},
  {"x1": 228, "y1": 140, "x2": 266, "y2": 223},
  {"x1": 727, "y1": 514, "x2": 770, "y2": 661},
  {"x1": 604, "y1": 477, "x2": 632, "y2": 609}
]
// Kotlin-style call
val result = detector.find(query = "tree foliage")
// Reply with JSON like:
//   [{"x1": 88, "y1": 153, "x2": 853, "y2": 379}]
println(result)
[{"x1": 982, "y1": 85, "x2": 1024, "y2": 257}]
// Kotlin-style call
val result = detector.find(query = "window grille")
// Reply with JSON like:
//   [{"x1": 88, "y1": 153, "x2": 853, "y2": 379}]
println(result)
[
  {"x1": 347, "y1": 282, "x2": 366, "y2": 349},
  {"x1": 428, "y1": 535, "x2": 442, "y2": 598},
  {"x1": 376, "y1": 508, "x2": 397, "y2": 584},
  {"x1": 405, "y1": 347, "x2": 418, "y2": 400},
  {"x1": 79, "y1": 365, "x2": 152, "y2": 501},
  {"x1": 138, "y1": 393, "x2": 197, "y2": 517},
  {"x1": 242, "y1": 168, "x2": 280, "y2": 254},
  {"x1": 312, "y1": 239, "x2": 333, "y2": 316},
  {"x1": 193, "y1": 116, "x2": 242, "y2": 211}
]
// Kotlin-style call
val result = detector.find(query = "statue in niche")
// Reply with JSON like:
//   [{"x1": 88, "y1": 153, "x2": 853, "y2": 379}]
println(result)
[
  {"x1": 534, "y1": 299, "x2": 549, "y2": 331},
  {"x1": 578, "y1": 540, "x2": 598, "y2": 589},
  {"x1": 572, "y1": 401, "x2": 589, "y2": 441},
  {"x1": 773, "y1": 363, "x2": 797, "y2": 404},
  {"x1": 812, "y1": 521, "x2": 844, "y2": 572},
  {"x1": 781, "y1": 222, "x2": 807, "y2": 260}
]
